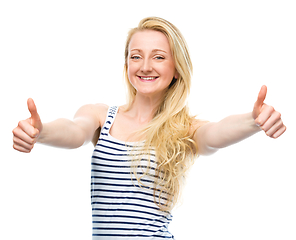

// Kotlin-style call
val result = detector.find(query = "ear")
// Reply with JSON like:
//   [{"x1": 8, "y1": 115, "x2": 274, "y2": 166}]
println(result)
[{"x1": 174, "y1": 71, "x2": 179, "y2": 79}]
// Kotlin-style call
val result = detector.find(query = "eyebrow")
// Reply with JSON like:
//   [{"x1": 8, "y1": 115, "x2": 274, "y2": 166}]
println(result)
[{"x1": 130, "y1": 49, "x2": 168, "y2": 54}]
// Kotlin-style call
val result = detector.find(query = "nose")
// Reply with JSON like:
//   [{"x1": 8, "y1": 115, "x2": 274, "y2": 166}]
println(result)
[{"x1": 140, "y1": 58, "x2": 153, "y2": 74}]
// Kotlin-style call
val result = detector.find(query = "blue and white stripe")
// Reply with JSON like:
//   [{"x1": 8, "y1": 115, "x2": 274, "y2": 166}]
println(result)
[{"x1": 91, "y1": 106, "x2": 174, "y2": 239}]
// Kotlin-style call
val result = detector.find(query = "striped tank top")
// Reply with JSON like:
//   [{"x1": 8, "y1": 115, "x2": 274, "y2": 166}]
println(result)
[{"x1": 91, "y1": 106, "x2": 175, "y2": 239}]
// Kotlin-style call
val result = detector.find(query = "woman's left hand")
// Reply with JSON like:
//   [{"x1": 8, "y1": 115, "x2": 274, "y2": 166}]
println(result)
[{"x1": 252, "y1": 85, "x2": 286, "y2": 138}]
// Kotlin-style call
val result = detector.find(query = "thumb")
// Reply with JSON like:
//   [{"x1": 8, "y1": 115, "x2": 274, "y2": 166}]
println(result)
[
  {"x1": 253, "y1": 85, "x2": 267, "y2": 119},
  {"x1": 27, "y1": 98, "x2": 42, "y2": 130}
]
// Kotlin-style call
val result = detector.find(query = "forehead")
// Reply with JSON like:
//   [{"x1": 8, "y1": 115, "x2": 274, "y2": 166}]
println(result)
[{"x1": 129, "y1": 30, "x2": 171, "y2": 52}]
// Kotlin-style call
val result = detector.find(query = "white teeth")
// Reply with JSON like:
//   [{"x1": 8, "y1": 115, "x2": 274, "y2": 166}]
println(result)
[{"x1": 140, "y1": 77, "x2": 157, "y2": 80}]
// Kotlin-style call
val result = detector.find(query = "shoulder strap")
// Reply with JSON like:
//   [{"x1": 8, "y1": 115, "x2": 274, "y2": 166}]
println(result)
[{"x1": 100, "y1": 106, "x2": 118, "y2": 136}]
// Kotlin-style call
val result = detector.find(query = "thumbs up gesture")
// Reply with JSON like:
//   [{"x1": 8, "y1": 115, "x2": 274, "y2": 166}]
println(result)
[
  {"x1": 252, "y1": 86, "x2": 286, "y2": 138},
  {"x1": 12, "y1": 98, "x2": 43, "y2": 153}
]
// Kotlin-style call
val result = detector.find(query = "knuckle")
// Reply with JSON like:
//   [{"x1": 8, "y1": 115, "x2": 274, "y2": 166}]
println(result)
[
  {"x1": 33, "y1": 129, "x2": 39, "y2": 138},
  {"x1": 266, "y1": 105, "x2": 274, "y2": 113},
  {"x1": 18, "y1": 120, "x2": 24, "y2": 128},
  {"x1": 255, "y1": 119, "x2": 262, "y2": 126},
  {"x1": 268, "y1": 131, "x2": 274, "y2": 137},
  {"x1": 278, "y1": 119, "x2": 283, "y2": 126},
  {"x1": 13, "y1": 136, "x2": 18, "y2": 144},
  {"x1": 35, "y1": 129, "x2": 40, "y2": 136},
  {"x1": 13, "y1": 144, "x2": 22, "y2": 152},
  {"x1": 12, "y1": 127, "x2": 17, "y2": 135},
  {"x1": 275, "y1": 111, "x2": 281, "y2": 119}
]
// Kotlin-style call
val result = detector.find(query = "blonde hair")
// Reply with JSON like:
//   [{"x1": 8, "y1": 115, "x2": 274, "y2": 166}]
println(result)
[{"x1": 123, "y1": 17, "x2": 199, "y2": 211}]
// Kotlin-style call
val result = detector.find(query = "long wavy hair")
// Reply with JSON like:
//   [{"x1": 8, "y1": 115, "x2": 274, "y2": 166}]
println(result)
[{"x1": 123, "y1": 17, "x2": 199, "y2": 212}]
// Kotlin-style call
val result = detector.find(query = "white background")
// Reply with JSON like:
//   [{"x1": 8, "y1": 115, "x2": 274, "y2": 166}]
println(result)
[{"x1": 1, "y1": 0, "x2": 295, "y2": 239}]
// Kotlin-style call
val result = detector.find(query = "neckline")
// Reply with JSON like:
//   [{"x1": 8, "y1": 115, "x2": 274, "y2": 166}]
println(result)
[
  {"x1": 107, "y1": 105, "x2": 145, "y2": 145},
  {"x1": 107, "y1": 132, "x2": 145, "y2": 145}
]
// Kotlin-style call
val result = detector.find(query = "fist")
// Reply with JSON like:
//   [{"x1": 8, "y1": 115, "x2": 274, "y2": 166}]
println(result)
[
  {"x1": 12, "y1": 98, "x2": 43, "y2": 153},
  {"x1": 252, "y1": 85, "x2": 286, "y2": 138}
]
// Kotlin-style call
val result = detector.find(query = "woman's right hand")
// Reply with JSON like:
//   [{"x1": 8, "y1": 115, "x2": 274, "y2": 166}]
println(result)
[{"x1": 12, "y1": 98, "x2": 43, "y2": 153}]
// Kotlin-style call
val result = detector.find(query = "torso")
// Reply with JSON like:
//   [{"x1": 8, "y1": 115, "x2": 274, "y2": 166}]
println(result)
[{"x1": 91, "y1": 106, "x2": 174, "y2": 239}]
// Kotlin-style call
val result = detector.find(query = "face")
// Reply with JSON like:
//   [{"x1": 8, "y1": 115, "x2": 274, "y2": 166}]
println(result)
[{"x1": 127, "y1": 30, "x2": 178, "y2": 98}]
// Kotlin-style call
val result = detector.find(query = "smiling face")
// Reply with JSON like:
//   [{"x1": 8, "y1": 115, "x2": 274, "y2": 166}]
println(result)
[{"x1": 127, "y1": 30, "x2": 178, "y2": 99}]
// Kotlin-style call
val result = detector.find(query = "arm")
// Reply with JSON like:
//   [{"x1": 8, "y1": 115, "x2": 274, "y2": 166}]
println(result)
[
  {"x1": 38, "y1": 104, "x2": 105, "y2": 148},
  {"x1": 193, "y1": 86, "x2": 286, "y2": 156},
  {"x1": 12, "y1": 98, "x2": 107, "y2": 152},
  {"x1": 194, "y1": 113, "x2": 261, "y2": 155}
]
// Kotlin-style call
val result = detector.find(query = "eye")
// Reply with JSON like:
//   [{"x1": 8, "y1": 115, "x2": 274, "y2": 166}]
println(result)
[
  {"x1": 154, "y1": 55, "x2": 165, "y2": 60},
  {"x1": 130, "y1": 55, "x2": 141, "y2": 60}
]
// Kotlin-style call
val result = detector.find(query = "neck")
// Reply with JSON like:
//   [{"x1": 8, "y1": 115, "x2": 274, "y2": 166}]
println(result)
[{"x1": 127, "y1": 93, "x2": 164, "y2": 124}]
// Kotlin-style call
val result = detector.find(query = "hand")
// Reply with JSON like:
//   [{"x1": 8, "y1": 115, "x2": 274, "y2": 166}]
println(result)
[
  {"x1": 252, "y1": 85, "x2": 286, "y2": 138},
  {"x1": 12, "y1": 98, "x2": 43, "y2": 153}
]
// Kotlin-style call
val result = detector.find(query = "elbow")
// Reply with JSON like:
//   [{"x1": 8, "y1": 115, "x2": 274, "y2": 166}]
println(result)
[
  {"x1": 197, "y1": 137, "x2": 219, "y2": 156},
  {"x1": 198, "y1": 145, "x2": 219, "y2": 156}
]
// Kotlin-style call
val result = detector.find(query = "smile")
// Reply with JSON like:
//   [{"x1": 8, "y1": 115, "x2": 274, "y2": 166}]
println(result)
[{"x1": 138, "y1": 76, "x2": 159, "y2": 81}]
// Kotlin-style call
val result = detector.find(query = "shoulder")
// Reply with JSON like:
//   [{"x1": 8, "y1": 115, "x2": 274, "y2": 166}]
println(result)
[
  {"x1": 93, "y1": 103, "x2": 109, "y2": 113},
  {"x1": 75, "y1": 103, "x2": 109, "y2": 128},
  {"x1": 93, "y1": 103, "x2": 109, "y2": 128},
  {"x1": 190, "y1": 118, "x2": 218, "y2": 156},
  {"x1": 190, "y1": 118, "x2": 210, "y2": 135}
]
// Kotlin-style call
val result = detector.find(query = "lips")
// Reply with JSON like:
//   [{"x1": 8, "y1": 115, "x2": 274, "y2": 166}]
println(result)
[{"x1": 138, "y1": 76, "x2": 159, "y2": 81}]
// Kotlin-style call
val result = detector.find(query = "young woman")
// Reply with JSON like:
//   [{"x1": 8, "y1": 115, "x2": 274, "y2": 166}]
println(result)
[{"x1": 12, "y1": 17, "x2": 286, "y2": 239}]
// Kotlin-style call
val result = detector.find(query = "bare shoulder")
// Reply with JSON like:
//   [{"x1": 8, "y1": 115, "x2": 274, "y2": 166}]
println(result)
[
  {"x1": 74, "y1": 103, "x2": 109, "y2": 128},
  {"x1": 93, "y1": 103, "x2": 109, "y2": 128},
  {"x1": 190, "y1": 118, "x2": 210, "y2": 135},
  {"x1": 190, "y1": 119, "x2": 218, "y2": 156}
]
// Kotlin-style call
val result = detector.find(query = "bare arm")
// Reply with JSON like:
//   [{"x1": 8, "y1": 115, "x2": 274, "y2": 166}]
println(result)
[
  {"x1": 38, "y1": 104, "x2": 105, "y2": 148},
  {"x1": 194, "y1": 113, "x2": 261, "y2": 155},
  {"x1": 12, "y1": 98, "x2": 107, "y2": 152},
  {"x1": 193, "y1": 86, "x2": 286, "y2": 156}
]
